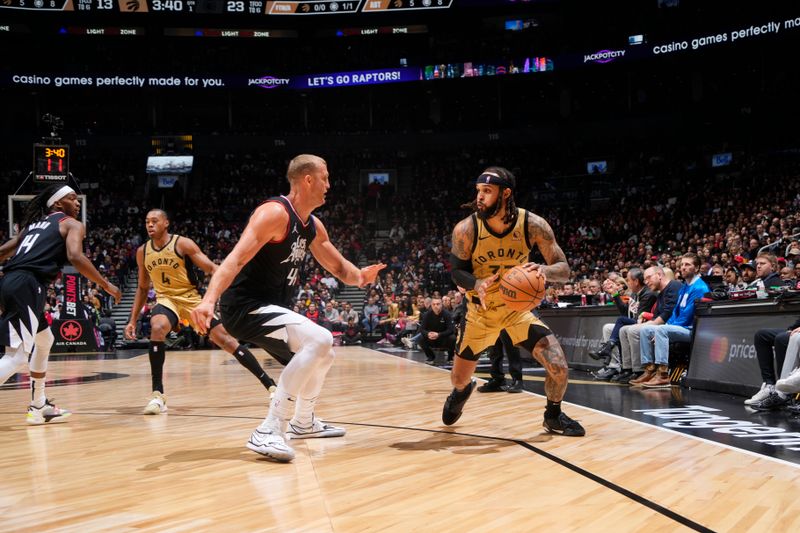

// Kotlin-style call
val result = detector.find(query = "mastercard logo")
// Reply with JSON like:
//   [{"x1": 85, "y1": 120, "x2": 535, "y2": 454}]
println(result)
[{"x1": 709, "y1": 337, "x2": 729, "y2": 364}]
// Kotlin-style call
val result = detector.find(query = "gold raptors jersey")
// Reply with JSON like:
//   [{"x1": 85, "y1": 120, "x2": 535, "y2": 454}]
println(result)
[
  {"x1": 144, "y1": 235, "x2": 198, "y2": 297},
  {"x1": 467, "y1": 208, "x2": 531, "y2": 306}
]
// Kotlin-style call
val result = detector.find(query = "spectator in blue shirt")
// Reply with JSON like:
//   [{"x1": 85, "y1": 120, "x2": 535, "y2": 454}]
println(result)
[{"x1": 637, "y1": 253, "x2": 709, "y2": 388}]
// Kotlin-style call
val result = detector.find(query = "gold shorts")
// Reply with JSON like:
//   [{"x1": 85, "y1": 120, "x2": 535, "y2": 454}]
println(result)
[
  {"x1": 456, "y1": 300, "x2": 551, "y2": 361},
  {"x1": 155, "y1": 291, "x2": 202, "y2": 329}
]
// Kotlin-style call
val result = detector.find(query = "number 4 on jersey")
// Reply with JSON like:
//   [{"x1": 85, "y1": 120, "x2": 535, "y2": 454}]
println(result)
[
  {"x1": 161, "y1": 272, "x2": 171, "y2": 285},
  {"x1": 287, "y1": 267, "x2": 299, "y2": 286},
  {"x1": 15, "y1": 233, "x2": 40, "y2": 256}
]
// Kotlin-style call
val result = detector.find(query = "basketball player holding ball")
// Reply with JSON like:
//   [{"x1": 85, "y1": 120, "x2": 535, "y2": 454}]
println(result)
[{"x1": 444, "y1": 167, "x2": 585, "y2": 436}]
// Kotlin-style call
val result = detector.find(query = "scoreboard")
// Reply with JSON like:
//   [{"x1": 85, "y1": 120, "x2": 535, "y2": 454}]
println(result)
[
  {"x1": 33, "y1": 144, "x2": 69, "y2": 183},
  {"x1": 0, "y1": 0, "x2": 455, "y2": 14}
]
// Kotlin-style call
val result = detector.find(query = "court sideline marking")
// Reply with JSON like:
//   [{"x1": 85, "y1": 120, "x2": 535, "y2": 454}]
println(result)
[
  {"x1": 397, "y1": 352, "x2": 800, "y2": 471},
  {"x1": 32, "y1": 410, "x2": 713, "y2": 532}
]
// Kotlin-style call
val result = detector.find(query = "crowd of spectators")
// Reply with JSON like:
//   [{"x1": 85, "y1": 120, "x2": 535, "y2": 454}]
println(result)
[
  {"x1": 355, "y1": 154, "x2": 800, "y2": 326},
  {"x1": 3, "y1": 144, "x2": 800, "y2": 354},
  {"x1": 538, "y1": 158, "x2": 800, "y2": 302}
]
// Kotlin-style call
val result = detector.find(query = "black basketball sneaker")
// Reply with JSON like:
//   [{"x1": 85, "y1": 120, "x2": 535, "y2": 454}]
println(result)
[
  {"x1": 442, "y1": 379, "x2": 477, "y2": 425},
  {"x1": 477, "y1": 377, "x2": 506, "y2": 393},
  {"x1": 543, "y1": 412, "x2": 586, "y2": 437}
]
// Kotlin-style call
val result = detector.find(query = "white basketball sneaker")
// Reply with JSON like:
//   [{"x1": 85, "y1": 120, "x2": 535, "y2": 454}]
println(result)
[
  {"x1": 246, "y1": 427, "x2": 295, "y2": 462},
  {"x1": 27, "y1": 399, "x2": 71, "y2": 425},
  {"x1": 744, "y1": 383, "x2": 772, "y2": 405},
  {"x1": 286, "y1": 416, "x2": 346, "y2": 439},
  {"x1": 143, "y1": 391, "x2": 168, "y2": 415},
  {"x1": 777, "y1": 368, "x2": 800, "y2": 395}
]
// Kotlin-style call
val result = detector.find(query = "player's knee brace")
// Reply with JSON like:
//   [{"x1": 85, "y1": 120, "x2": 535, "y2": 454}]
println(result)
[
  {"x1": 288, "y1": 320, "x2": 334, "y2": 356},
  {"x1": 319, "y1": 327, "x2": 334, "y2": 347},
  {"x1": 29, "y1": 329, "x2": 54, "y2": 373},
  {"x1": 310, "y1": 328, "x2": 334, "y2": 358},
  {"x1": 35, "y1": 328, "x2": 54, "y2": 350}
]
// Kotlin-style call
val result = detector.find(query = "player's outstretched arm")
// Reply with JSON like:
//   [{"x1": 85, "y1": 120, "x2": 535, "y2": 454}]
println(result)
[
  {"x1": 525, "y1": 213, "x2": 570, "y2": 283},
  {"x1": 0, "y1": 235, "x2": 21, "y2": 262},
  {"x1": 63, "y1": 219, "x2": 121, "y2": 304},
  {"x1": 125, "y1": 245, "x2": 150, "y2": 340},
  {"x1": 309, "y1": 218, "x2": 385, "y2": 288},
  {"x1": 192, "y1": 203, "x2": 287, "y2": 333}
]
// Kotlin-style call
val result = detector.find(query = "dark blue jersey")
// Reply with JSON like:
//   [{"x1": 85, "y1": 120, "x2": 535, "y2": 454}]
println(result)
[
  {"x1": 221, "y1": 196, "x2": 317, "y2": 308},
  {"x1": 3, "y1": 212, "x2": 69, "y2": 284}
]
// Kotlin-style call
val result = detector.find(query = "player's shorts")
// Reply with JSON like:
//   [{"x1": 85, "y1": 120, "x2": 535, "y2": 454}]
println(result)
[
  {"x1": 0, "y1": 270, "x2": 49, "y2": 353},
  {"x1": 152, "y1": 290, "x2": 219, "y2": 331},
  {"x1": 456, "y1": 297, "x2": 553, "y2": 361},
  {"x1": 219, "y1": 301, "x2": 313, "y2": 366}
]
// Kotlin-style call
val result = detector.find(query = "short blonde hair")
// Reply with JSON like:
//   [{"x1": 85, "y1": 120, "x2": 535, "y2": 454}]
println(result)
[
  {"x1": 756, "y1": 252, "x2": 778, "y2": 269},
  {"x1": 287, "y1": 154, "x2": 326, "y2": 184}
]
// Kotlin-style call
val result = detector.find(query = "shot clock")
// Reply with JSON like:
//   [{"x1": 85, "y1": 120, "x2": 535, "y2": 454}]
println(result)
[{"x1": 33, "y1": 144, "x2": 70, "y2": 183}]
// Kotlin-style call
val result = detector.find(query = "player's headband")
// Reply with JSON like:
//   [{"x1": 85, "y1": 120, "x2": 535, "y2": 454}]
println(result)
[
  {"x1": 476, "y1": 171, "x2": 513, "y2": 190},
  {"x1": 47, "y1": 186, "x2": 76, "y2": 208}
]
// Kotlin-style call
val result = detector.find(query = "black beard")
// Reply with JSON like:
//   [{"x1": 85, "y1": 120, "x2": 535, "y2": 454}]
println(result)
[{"x1": 476, "y1": 198, "x2": 501, "y2": 220}]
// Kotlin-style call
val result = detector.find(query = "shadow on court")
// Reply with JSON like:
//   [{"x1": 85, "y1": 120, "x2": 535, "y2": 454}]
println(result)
[
  {"x1": 140, "y1": 447, "x2": 254, "y2": 471},
  {"x1": 390, "y1": 432, "x2": 516, "y2": 455}
]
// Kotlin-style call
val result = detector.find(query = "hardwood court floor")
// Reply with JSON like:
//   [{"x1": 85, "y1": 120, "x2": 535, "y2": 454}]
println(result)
[{"x1": 1, "y1": 346, "x2": 799, "y2": 532}]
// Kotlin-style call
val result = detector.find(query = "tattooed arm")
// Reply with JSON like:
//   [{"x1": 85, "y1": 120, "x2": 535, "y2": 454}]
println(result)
[
  {"x1": 450, "y1": 217, "x2": 477, "y2": 289},
  {"x1": 526, "y1": 212, "x2": 570, "y2": 283},
  {"x1": 451, "y1": 217, "x2": 474, "y2": 261},
  {"x1": 450, "y1": 216, "x2": 498, "y2": 308}
]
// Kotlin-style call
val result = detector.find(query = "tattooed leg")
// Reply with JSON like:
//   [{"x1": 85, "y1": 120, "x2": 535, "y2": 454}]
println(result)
[{"x1": 531, "y1": 334, "x2": 569, "y2": 402}]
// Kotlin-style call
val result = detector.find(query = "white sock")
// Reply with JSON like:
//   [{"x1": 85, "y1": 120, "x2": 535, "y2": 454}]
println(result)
[
  {"x1": 29, "y1": 329, "x2": 53, "y2": 408},
  {"x1": 30, "y1": 378, "x2": 46, "y2": 408},
  {"x1": 292, "y1": 397, "x2": 318, "y2": 427},
  {"x1": 259, "y1": 386, "x2": 296, "y2": 434},
  {"x1": 292, "y1": 349, "x2": 335, "y2": 426}
]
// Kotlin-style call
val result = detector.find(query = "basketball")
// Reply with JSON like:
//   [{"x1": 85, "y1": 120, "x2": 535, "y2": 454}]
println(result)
[{"x1": 499, "y1": 266, "x2": 546, "y2": 311}]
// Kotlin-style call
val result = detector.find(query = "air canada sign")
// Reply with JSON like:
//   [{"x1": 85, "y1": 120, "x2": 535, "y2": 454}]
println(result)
[
  {"x1": 52, "y1": 319, "x2": 97, "y2": 352},
  {"x1": 60, "y1": 320, "x2": 83, "y2": 342}
]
